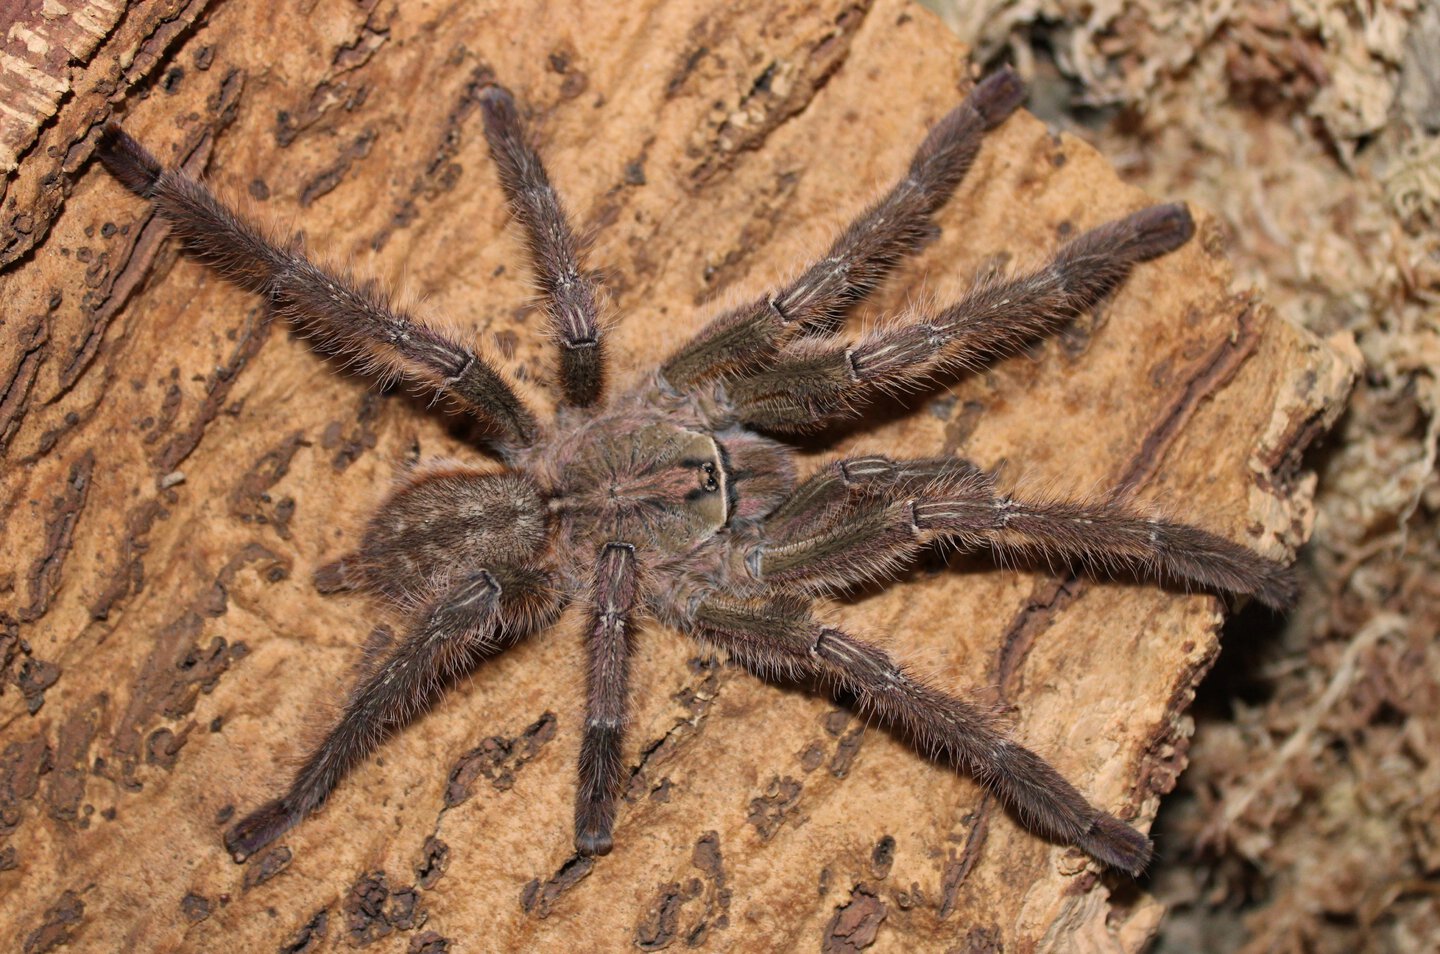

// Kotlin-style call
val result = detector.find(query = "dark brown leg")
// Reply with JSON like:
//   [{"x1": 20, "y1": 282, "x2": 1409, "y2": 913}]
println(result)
[
  {"x1": 96, "y1": 126, "x2": 539, "y2": 444},
  {"x1": 727, "y1": 205, "x2": 1195, "y2": 431},
  {"x1": 479, "y1": 86, "x2": 605, "y2": 406},
  {"x1": 762, "y1": 454, "x2": 980, "y2": 541},
  {"x1": 750, "y1": 454, "x2": 1295, "y2": 609},
  {"x1": 223, "y1": 566, "x2": 560, "y2": 862},
  {"x1": 676, "y1": 591, "x2": 1152, "y2": 874},
  {"x1": 661, "y1": 68, "x2": 1025, "y2": 389},
  {"x1": 750, "y1": 455, "x2": 998, "y2": 593},
  {"x1": 974, "y1": 494, "x2": 1296, "y2": 608},
  {"x1": 574, "y1": 543, "x2": 639, "y2": 856}
]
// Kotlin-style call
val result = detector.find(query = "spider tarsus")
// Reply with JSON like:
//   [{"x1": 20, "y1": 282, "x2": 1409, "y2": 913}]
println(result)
[
  {"x1": 574, "y1": 811, "x2": 615, "y2": 857},
  {"x1": 96, "y1": 123, "x2": 163, "y2": 198},
  {"x1": 312, "y1": 558, "x2": 357, "y2": 595},
  {"x1": 1123, "y1": 202, "x2": 1196, "y2": 260},
  {"x1": 1076, "y1": 811, "x2": 1154, "y2": 876},
  {"x1": 969, "y1": 66, "x2": 1026, "y2": 127},
  {"x1": 1252, "y1": 560, "x2": 1300, "y2": 611},
  {"x1": 224, "y1": 798, "x2": 297, "y2": 863},
  {"x1": 574, "y1": 721, "x2": 625, "y2": 860},
  {"x1": 476, "y1": 81, "x2": 517, "y2": 116}
]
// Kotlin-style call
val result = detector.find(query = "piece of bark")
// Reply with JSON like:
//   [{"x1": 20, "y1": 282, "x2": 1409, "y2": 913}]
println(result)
[{"x1": 0, "y1": 0, "x2": 1353, "y2": 951}]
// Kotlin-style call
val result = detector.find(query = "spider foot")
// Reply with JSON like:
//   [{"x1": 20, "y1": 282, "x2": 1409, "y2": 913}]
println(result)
[
  {"x1": 224, "y1": 798, "x2": 299, "y2": 863},
  {"x1": 1253, "y1": 561, "x2": 1300, "y2": 612},
  {"x1": 1121, "y1": 202, "x2": 1196, "y2": 261},
  {"x1": 574, "y1": 802, "x2": 615, "y2": 857},
  {"x1": 312, "y1": 556, "x2": 359, "y2": 595},
  {"x1": 1077, "y1": 811, "x2": 1153, "y2": 876},
  {"x1": 95, "y1": 124, "x2": 163, "y2": 198},
  {"x1": 970, "y1": 67, "x2": 1026, "y2": 127},
  {"x1": 477, "y1": 80, "x2": 515, "y2": 114}
]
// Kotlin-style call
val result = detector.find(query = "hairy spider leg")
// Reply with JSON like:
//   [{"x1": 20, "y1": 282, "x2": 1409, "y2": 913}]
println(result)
[
  {"x1": 479, "y1": 85, "x2": 606, "y2": 406},
  {"x1": 674, "y1": 590, "x2": 1153, "y2": 875},
  {"x1": 95, "y1": 126, "x2": 540, "y2": 445},
  {"x1": 761, "y1": 454, "x2": 982, "y2": 540},
  {"x1": 574, "y1": 543, "x2": 640, "y2": 856},
  {"x1": 223, "y1": 566, "x2": 560, "y2": 862},
  {"x1": 726, "y1": 205, "x2": 1196, "y2": 431},
  {"x1": 749, "y1": 454, "x2": 1297, "y2": 609},
  {"x1": 661, "y1": 67, "x2": 1027, "y2": 389}
]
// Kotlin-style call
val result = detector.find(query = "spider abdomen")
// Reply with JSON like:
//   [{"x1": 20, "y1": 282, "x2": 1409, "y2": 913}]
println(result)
[{"x1": 354, "y1": 465, "x2": 547, "y2": 607}]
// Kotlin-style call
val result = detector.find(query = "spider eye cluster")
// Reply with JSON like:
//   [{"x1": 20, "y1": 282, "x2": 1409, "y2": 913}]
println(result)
[{"x1": 681, "y1": 454, "x2": 725, "y2": 512}]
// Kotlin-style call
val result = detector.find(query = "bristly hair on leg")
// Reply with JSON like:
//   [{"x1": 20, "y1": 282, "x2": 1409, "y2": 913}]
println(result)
[
  {"x1": 95, "y1": 123, "x2": 542, "y2": 446},
  {"x1": 96, "y1": 125, "x2": 163, "y2": 197},
  {"x1": 479, "y1": 84, "x2": 606, "y2": 407},
  {"x1": 660, "y1": 68, "x2": 1026, "y2": 389},
  {"x1": 724, "y1": 204, "x2": 1201, "y2": 432}
]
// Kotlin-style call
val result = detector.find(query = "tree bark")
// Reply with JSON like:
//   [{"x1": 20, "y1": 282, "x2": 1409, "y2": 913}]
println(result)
[{"x1": 0, "y1": 0, "x2": 1353, "y2": 951}]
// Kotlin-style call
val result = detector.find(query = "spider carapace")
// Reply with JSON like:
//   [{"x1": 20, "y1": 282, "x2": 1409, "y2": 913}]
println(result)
[{"x1": 97, "y1": 68, "x2": 1294, "y2": 876}]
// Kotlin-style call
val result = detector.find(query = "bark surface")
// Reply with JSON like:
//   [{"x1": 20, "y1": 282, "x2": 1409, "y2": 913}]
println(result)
[{"x1": 0, "y1": 0, "x2": 1352, "y2": 951}]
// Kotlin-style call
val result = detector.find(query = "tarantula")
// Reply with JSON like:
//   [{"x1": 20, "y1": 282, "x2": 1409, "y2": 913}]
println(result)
[{"x1": 96, "y1": 68, "x2": 1293, "y2": 876}]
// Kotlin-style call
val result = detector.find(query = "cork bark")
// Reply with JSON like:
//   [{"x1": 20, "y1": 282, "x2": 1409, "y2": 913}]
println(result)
[{"x1": 0, "y1": 1, "x2": 1353, "y2": 951}]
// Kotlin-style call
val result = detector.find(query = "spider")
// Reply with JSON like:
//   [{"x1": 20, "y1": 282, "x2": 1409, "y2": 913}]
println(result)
[{"x1": 96, "y1": 67, "x2": 1293, "y2": 877}]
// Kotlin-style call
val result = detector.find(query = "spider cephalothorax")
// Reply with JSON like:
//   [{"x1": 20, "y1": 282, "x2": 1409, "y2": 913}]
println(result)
[{"x1": 97, "y1": 68, "x2": 1293, "y2": 875}]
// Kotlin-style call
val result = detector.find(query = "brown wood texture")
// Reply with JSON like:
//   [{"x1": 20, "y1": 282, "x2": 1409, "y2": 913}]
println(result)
[{"x1": 0, "y1": 0, "x2": 1352, "y2": 951}]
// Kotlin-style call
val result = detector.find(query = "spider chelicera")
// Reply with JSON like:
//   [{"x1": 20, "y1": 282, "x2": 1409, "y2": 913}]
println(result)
[{"x1": 96, "y1": 67, "x2": 1293, "y2": 875}]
